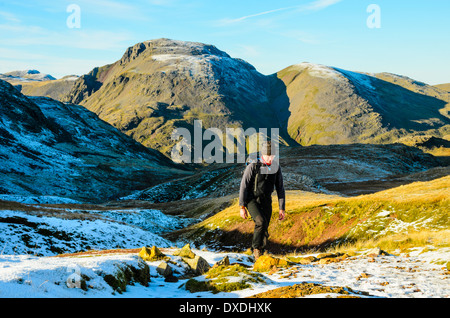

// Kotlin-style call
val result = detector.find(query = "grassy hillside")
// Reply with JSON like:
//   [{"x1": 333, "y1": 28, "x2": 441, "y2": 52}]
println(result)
[
  {"x1": 63, "y1": 39, "x2": 285, "y2": 157},
  {"x1": 0, "y1": 79, "x2": 187, "y2": 203},
  {"x1": 434, "y1": 83, "x2": 450, "y2": 93},
  {"x1": 167, "y1": 175, "x2": 449, "y2": 253},
  {"x1": 58, "y1": 39, "x2": 449, "y2": 158},
  {"x1": 275, "y1": 64, "x2": 450, "y2": 147},
  {"x1": 12, "y1": 76, "x2": 78, "y2": 101}
]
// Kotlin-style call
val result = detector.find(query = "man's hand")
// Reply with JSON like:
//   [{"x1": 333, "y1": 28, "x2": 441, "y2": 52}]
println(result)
[
  {"x1": 240, "y1": 207, "x2": 248, "y2": 219},
  {"x1": 279, "y1": 210, "x2": 286, "y2": 221}
]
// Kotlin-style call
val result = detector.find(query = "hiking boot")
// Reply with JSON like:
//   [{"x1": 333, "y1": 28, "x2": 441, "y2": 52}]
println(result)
[{"x1": 253, "y1": 249, "x2": 262, "y2": 261}]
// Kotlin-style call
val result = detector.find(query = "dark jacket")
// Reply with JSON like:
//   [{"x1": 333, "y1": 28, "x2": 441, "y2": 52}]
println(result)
[{"x1": 239, "y1": 160, "x2": 285, "y2": 210}]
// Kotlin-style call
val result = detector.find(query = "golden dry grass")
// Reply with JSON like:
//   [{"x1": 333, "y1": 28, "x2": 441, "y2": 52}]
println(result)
[{"x1": 178, "y1": 175, "x2": 449, "y2": 253}]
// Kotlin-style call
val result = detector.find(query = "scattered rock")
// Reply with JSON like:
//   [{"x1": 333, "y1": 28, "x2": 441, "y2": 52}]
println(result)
[
  {"x1": 268, "y1": 265, "x2": 279, "y2": 275},
  {"x1": 356, "y1": 272, "x2": 372, "y2": 280},
  {"x1": 253, "y1": 255, "x2": 290, "y2": 272},
  {"x1": 319, "y1": 254, "x2": 349, "y2": 264},
  {"x1": 185, "y1": 263, "x2": 265, "y2": 294},
  {"x1": 138, "y1": 246, "x2": 165, "y2": 261},
  {"x1": 156, "y1": 261, "x2": 173, "y2": 278},
  {"x1": 365, "y1": 247, "x2": 389, "y2": 257},
  {"x1": 287, "y1": 255, "x2": 317, "y2": 264},
  {"x1": 317, "y1": 253, "x2": 336, "y2": 259},
  {"x1": 319, "y1": 257, "x2": 340, "y2": 264},
  {"x1": 164, "y1": 275, "x2": 179, "y2": 283},
  {"x1": 173, "y1": 244, "x2": 196, "y2": 259},
  {"x1": 183, "y1": 255, "x2": 211, "y2": 275},
  {"x1": 213, "y1": 256, "x2": 230, "y2": 268},
  {"x1": 249, "y1": 282, "x2": 368, "y2": 298},
  {"x1": 102, "y1": 259, "x2": 150, "y2": 294}
]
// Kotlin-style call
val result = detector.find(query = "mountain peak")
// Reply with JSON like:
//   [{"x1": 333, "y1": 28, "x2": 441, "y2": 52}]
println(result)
[
  {"x1": 119, "y1": 38, "x2": 231, "y2": 66},
  {"x1": 145, "y1": 38, "x2": 230, "y2": 58},
  {"x1": 1, "y1": 70, "x2": 56, "y2": 82},
  {"x1": 291, "y1": 62, "x2": 342, "y2": 80}
]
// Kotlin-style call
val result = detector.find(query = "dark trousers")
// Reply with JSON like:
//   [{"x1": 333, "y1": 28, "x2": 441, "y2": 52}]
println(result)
[{"x1": 247, "y1": 197, "x2": 272, "y2": 252}]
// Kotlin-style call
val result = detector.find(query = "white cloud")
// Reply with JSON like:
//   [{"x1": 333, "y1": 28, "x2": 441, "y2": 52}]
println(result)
[
  {"x1": 0, "y1": 23, "x2": 132, "y2": 50},
  {"x1": 56, "y1": 0, "x2": 152, "y2": 21},
  {"x1": 216, "y1": 0, "x2": 343, "y2": 26},
  {"x1": 304, "y1": 0, "x2": 343, "y2": 11},
  {"x1": 0, "y1": 10, "x2": 21, "y2": 23},
  {"x1": 147, "y1": 0, "x2": 177, "y2": 6},
  {"x1": 217, "y1": 6, "x2": 297, "y2": 25},
  {"x1": 0, "y1": 49, "x2": 113, "y2": 78},
  {"x1": 0, "y1": 48, "x2": 47, "y2": 61},
  {"x1": 280, "y1": 30, "x2": 321, "y2": 45}
]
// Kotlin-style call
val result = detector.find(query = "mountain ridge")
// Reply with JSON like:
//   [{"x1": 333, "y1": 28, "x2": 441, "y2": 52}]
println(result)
[
  {"x1": 0, "y1": 79, "x2": 188, "y2": 203},
  {"x1": 62, "y1": 38, "x2": 285, "y2": 156},
  {"x1": 4, "y1": 38, "x2": 449, "y2": 157},
  {"x1": 0, "y1": 69, "x2": 56, "y2": 82}
]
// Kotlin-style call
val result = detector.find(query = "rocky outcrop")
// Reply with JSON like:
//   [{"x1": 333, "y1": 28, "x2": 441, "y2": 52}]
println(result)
[
  {"x1": 173, "y1": 244, "x2": 211, "y2": 275},
  {"x1": 62, "y1": 38, "x2": 286, "y2": 156},
  {"x1": 139, "y1": 246, "x2": 166, "y2": 261},
  {"x1": 253, "y1": 255, "x2": 290, "y2": 272},
  {"x1": 0, "y1": 79, "x2": 186, "y2": 203},
  {"x1": 101, "y1": 258, "x2": 151, "y2": 294},
  {"x1": 248, "y1": 282, "x2": 366, "y2": 298}
]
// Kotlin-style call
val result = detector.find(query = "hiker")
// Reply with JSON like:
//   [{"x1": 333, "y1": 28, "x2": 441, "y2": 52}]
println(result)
[{"x1": 239, "y1": 140, "x2": 286, "y2": 260}]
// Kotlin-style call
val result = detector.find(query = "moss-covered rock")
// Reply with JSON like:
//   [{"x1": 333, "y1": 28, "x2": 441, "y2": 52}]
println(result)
[
  {"x1": 103, "y1": 271, "x2": 127, "y2": 294},
  {"x1": 249, "y1": 282, "x2": 367, "y2": 298},
  {"x1": 138, "y1": 246, "x2": 165, "y2": 261},
  {"x1": 185, "y1": 278, "x2": 215, "y2": 293},
  {"x1": 287, "y1": 255, "x2": 317, "y2": 264},
  {"x1": 102, "y1": 259, "x2": 150, "y2": 294},
  {"x1": 173, "y1": 244, "x2": 196, "y2": 259},
  {"x1": 156, "y1": 261, "x2": 173, "y2": 278},
  {"x1": 185, "y1": 264, "x2": 265, "y2": 294},
  {"x1": 183, "y1": 255, "x2": 211, "y2": 275},
  {"x1": 213, "y1": 256, "x2": 230, "y2": 268},
  {"x1": 253, "y1": 255, "x2": 290, "y2": 272}
]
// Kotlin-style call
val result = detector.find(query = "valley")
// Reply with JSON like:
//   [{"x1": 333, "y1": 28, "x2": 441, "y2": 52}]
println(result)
[{"x1": 0, "y1": 38, "x2": 448, "y2": 299}]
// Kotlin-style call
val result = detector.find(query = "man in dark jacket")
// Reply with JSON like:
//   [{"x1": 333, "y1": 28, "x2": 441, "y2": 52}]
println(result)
[{"x1": 239, "y1": 141, "x2": 285, "y2": 260}]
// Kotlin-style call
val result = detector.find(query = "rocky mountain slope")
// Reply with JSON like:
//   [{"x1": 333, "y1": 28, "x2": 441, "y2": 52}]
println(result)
[
  {"x1": 118, "y1": 143, "x2": 443, "y2": 210},
  {"x1": 62, "y1": 39, "x2": 285, "y2": 156},
  {"x1": 1, "y1": 70, "x2": 78, "y2": 103},
  {"x1": 274, "y1": 63, "x2": 449, "y2": 146},
  {"x1": 434, "y1": 83, "x2": 450, "y2": 93},
  {"x1": 55, "y1": 39, "x2": 449, "y2": 157},
  {"x1": 0, "y1": 79, "x2": 188, "y2": 203},
  {"x1": 0, "y1": 70, "x2": 56, "y2": 82},
  {"x1": 7, "y1": 40, "x2": 448, "y2": 159},
  {"x1": 13, "y1": 75, "x2": 79, "y2": 102}
]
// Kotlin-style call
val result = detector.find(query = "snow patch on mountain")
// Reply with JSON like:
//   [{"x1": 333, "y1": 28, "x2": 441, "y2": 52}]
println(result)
[
  {"x1": 334, "y1": 67, "x2": 376, "y2": 91},
  {"x1": 0, "y1": 70, "x2": 56, "y2": 82},
  {"x1": 293, "y1": 62, "x2": 342, "y2": 80},
  {"x1": 0, "y1": 195, "x2": 81, "y2": 205},
  {"x1": 0, "y1": 246, "x2": 448, "y2": 298},
  {"x1": 0, "y1": 208, "x2": 194, "y2": 256}
]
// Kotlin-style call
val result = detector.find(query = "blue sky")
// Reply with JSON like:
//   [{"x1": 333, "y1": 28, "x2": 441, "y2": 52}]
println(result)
[{"x1": 0, "y1": 0, "x2": 449, "y2": 84}]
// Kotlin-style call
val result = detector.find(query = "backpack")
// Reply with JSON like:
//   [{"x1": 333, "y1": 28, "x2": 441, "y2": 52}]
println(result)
[{"x1": 252, "y1": 160, "x2": 275, "y2": 200}]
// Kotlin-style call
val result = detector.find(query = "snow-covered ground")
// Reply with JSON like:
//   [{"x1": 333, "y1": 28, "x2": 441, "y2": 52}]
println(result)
[
  {"x1": 0, "y1": 205, "x2": 448, "y2": 298},
  {"x1": 0, "y1": 209, "x2": 194, "y2": 256},
  {"x1": 0, "y1": 247, "x2": 448, "y2": 298},
  {"x1": 0, "y1": 195, "x2": 82, "y2": 205}
]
